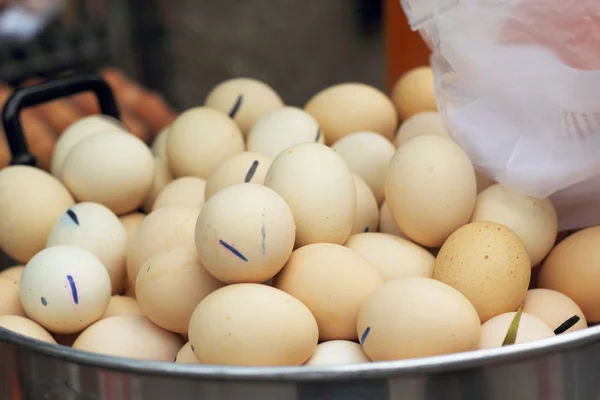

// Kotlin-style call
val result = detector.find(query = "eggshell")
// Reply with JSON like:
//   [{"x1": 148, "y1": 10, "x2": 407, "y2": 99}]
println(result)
[
  {"x1": 391, "y1": 66, "x2": 437, "y2": 120},
  {"x1": 304, "y1": 83, "x2": 398, "y2": 144},
  {"x1": 331, "y1": 132, "x2": 395, "y2": 205},
  {"x1": 20, "y1": 246, "x2": 111, "y2": 334},
  {"x1": 385, "y1": 135, "x2": 477, "y2": 247},
  {"x1": 246, "y1": 107, "x2": 324, "y2": 158},
  {"x1": 345, "y1": 232, "x2": 434, "y2": 281},
  {"x1": 479, "y1": 312, "x2": 554, "y2": 349},
  {"x1": 196, "y1": 184, "x2": 295, "y2": 283},
  {"x1": 0, "y1": 265, "x2": 25, "y2": 283},
  {"x1": 378, "y1": 202, "x2": 408, "y2": 239},
  {"x1": 538, "y1": 226, "x2": 600, "y2": 323},
  {"x1": 0, "y1": 166, "x2": 75, "y2": 263},
  {"x1": 188, "y1": 283, "x2": 318, "y2": 366},
  {"x1": 167, "y1": 107, "x2": 245, "y2": 178},
  {"x1": 304, "y1": 340, "x2": 371, "y2": 365},
  {"x1": 523, "y1": 289, "x2": 587, "y2": 333},
  {"x1": 141, "y1": 156, "x2": 174, "y2": 213},
  {"x1": 151, "y1": 125, "x2": 170, "y2": 158},
  {"x1": 434, "y1": 222, "x2": 531, "y2": 322},
  {"x1": 102, "y1": 295, "x2": 143, "y2": 319},
  {"x1": 395, "y1": 111, "x2": 448, "y2": 147},
  {"x1": 350, "y1": 175, "x2": 379, "y2": 235},
  {"x1": 0, "y1": 277, "x2": 25, "y2": 316},
  {"x1": 0, "y1": 315, "x2": 56, "y2": 344},
  {"x1": 357, "y1": 277, "x2": 480, "y2": 361},
  {"x1": 46, "y1": 203, "x2": 128, "y2": 294},
  {"x1": 265, "y1": 143, "x2": 356, "y2": 247},
  {"x1": 470, "y1": 184, "x2": 558, "y2": 267},
  {"x1": 153, "y1": 177, "x2": 206, "y2": 211},
  {"x1": 119, "y1": 213, "x2": 146, "y2": 243},
  {"x1": 126, "y1": 207, "x2": 199, "y2": 288},
  {"x1": 136, "y1": 246, "x2": 225, "y2": 333},
  {"x1": 61, "y1": 131, "x2": 155, "y2": 215},
  {"x1": 204, "y1": 78, "x2": 284, "y2": 136},
  {"x1": 176, "y1": 342, "x2": 200, "y2": 364},
  {"x1": 273, "y1": 243, "x2": 382, "y2": 341},
  {"x1": 73, "y1": 315, "x2": 183, "y2": 361}
]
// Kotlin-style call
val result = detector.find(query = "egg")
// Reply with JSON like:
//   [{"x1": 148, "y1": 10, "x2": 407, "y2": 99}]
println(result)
[
  {"x1": 46, "y1": 203, "x2": 128, "y2": 295},
  {"x1": 119, "y1": 212, "x2": 146, "y2": 243},
  {"x1": 151, "y1": 125, "x2": 170, "y2": 158},
  {"x1": 385, "y1": 135, "x2": 477, "y2": 247},
  {"x1": 265, "y1": 143, "x2": 355, "y2": 247},
  {"x1": 331, "y1": 132, "x2": 395, "y2": 205},
  {"x1": 350, "y1": 175, "x2": 379, "y2": 235},
  {"x1": 167, "y1": 107, "x2": 245, "y2": 178},
  {"x1": 175, "y1": 342, "x2": 200, "y2": 364},
  {"x1": 61, "y1": 131, "x2": 155, "y2": 215},
  {"x1": 152, "y1": 177, "x2": 206, "y2": 211},
  {"x1": 523, "y1": 289, "x2": 587, "y2": 333},
  {"x1": 102, "y1": 295, "x2": 143, "y2": 319},
  {"x1": 188, "y1": 283, "x2": 318, "y2": 366},
  {"x1": 20, "y1": 246, "x2": 111, "y2": 334},
  {"x1": 0, "y1": 276, "x2": 25, "y2": 316},
  {"x1": 72, "y1": 315, "x2": 183, "y2": 361},
  {"x1": 204, "y1": 78, "x2": 284, "y2": 136},
  {"x1": 304, "y1": 83, "x2": 398, "y2": 144},
  {"x1": 304, "y1": 340, "x2": 371, "y2": 365},
  {"x1": 391, "y1": 66, "x2": 437, "y2": 120},
  {"x1": 126, "y1": 207, "x2": 199, "y2": 288},
  {"x1": 470, "y1": 184, "x2": 558, "y2": 267},
  {"x1": 0, "y1": 265, "x2": 25, "y2": 282},
  {"x1": 0, "y1": 315, "x2": 56, "y2": 344},
  {"x1": 0, "y1": 166, "x2": 75, "y2": 263},
  {"x1": 538, "y1": 226, "x2": 600, "y2": 323},
  {"x1": 136, "y1": 246, "x2": 225, "y2": 333},
  {"x1": 395, "y1": 111, "x2": 448, "y2": 147},
  {"x1": 141, "y1": 157, "x2": 174, "y2": 213},
  {"x1": 345, "y1": 232, "x2": 434, "y2": 281},
  {"x1": 246, "y1": 107, "x2": 324, "y2": 158},
  {"x1": 479, "y1": 312, "x2": 554, "y2": 349},
  {"x1": 378, "y1": 202, "x2": 408, "y2": 239},
  {"x1": 357, "y1": 277, "x2": 480, "y2": 361},
  {"x1": 195, "y1": 184, "x2": 295, "y2": 283},
  {"x1": 273, "y1": 243, "x2": 382, "y2": 341},
  {"x1": 434, "y1": 222, "x2": 531, "y2": 322},
  {"x1": 204, "y1": 152, "x2": 272, "y2": 201}
]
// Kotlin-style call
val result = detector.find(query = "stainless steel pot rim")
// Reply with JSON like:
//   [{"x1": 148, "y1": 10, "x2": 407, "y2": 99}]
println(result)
[{"x1": 3, "y1": 324, "x2": 599, "y2": 381}]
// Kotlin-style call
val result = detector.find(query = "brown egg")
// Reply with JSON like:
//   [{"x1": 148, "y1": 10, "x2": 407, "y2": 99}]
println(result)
[
  {"x1": 0, "y1": 315, "x2": 56, "y2": 344},
  {"x1": 153, "y1": 177, "x2": 206, "y2": 211},
  {"x1": 331, "y1": 132, "x2": 395, "y2": 205},
  {"x1": 151, "y1": 125, "x2": 170, "y2": 158},
  {"x1": 141, "y1": 157, "x2": 174, "y2": 213},
  {"x1": 273, "y1": 243, "x2": 382, "y2": 341},
  {"x1": 479, "y1": 312, "x2": 554, "y2": 349},
  {"x1": 73, "y1": 316, "x2": 183, "y2": 361},
  {"x1": 523, "y1": 289, "x2": 587, "y2": 333},
  {"x1": 304, "y1": 83, "x2": 398, "y2": 145},
  {"x1": 395, "y1": 111, "x2": 448, "y2": 148},
  {"x1": 0, "y1": 166, "x2": 75, "y2": 263},
  {"x1": 351, "y1": 176, "x2": 379, "y2": 235},
  {"x1": 0, "y1": 277, "x2": 25, "y2": 316},
  {"x1": 345, "y1": 233, "x2": 434, "y2": 281},
  {"x1": 304, "y1": 340, "x2": 371, "y2": 365},
  {"x1": 391, "y1": 66, "x2": 437, "y2": 120},
  {"x1": 378, "y1": 201, "x2": 409, "y2": 239},
  {"x1": 357, "y1": 277, "x2": 480, "y2": 361},
  {"x1": 167, "y1": 107, "x2": 245, "y2": 178},
  {"x1": 0, "y1": 265, "x2": 25, "y2": 283},
  {"x1": 175, "y1": 342, "x2": 200, "y2": 364},
  {"x1": 119, "y1": 213, "x2": 146, "y2": 243},
  {"x1": 434, "y1": 222, "x2": 531, "y2": 322},
  {"x1": 102, "y1": 295, "x2": 143, "y2": 319},
  {"x1": 385, "y1": 135, "x2": 477, "y2": 247}
]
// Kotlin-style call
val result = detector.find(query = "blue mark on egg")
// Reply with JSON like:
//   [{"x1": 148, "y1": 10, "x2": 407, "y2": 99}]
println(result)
[
  {"x1": 261, "y1": 223, "x2": 266, "y2": 255},
  {"x1": 364, "y1": 227, "x2": 369, "y2": 233},
  {"x1": 360, "y1": 327, "x2": 371, "y2": 347},
  {"x1": 244, "y1": 160, "x2": 259, "y2": 183},
  {"x1": 191, "y1": 344, "x2": 195, "y2": 352},
  {"x1": 228, "y1": 94, "x2": 243, "y2": 119},
  {"x1": 219, "y1": 240, "x2": 248, "y2": 262},
  {"x1": 67, "y1": 275, "x2": 79, "y2": 304},
  {"x1": 41, "y1": 297, "x2": 47, "y2": 306},
  {"x1": 66, "y1": 209, "x2": 79, "y2": 226}
]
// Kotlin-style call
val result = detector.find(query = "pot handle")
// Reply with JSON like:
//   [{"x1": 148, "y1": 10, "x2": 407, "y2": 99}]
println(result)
[{"x1": 1, "y1": 72, "x2": 121, "y2": 167}]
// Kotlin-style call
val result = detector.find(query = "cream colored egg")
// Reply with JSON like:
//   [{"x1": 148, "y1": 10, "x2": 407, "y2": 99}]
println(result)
[
  {"x1": 167, "y1": 107, "x2": 245, "y2": 179},
  {"x1": 0, "y1": 166, "x2": 75, "y2": 263},
  {"x1": 357, "y1": 277, "x2": 480, "y2": 361},
  {"x1": 46, "y1": 203, "x2": 128, "y2": 295},
  {"x1": 153, "y1": 177, "x2": 206, "y2": 211},
  {"x1": 273, "y1": 243, "x2": 382, "y2": 341},
  {"x1": 61, "y1": 131, "x2": 155, "y2": 215},
  {"x1": 0, "y1": 277, "x2": 25, "y2": 316},
  {"x1": 391, "y1": 66, "x2": 437, "y2": 120},
  {"x1": 136, "y1": 246, "x2": 225, "y2": 333},
  {"x1": 385, "y1": 135, "x2": 477, "y2": 247},
  {"x1": 351, "y1": 175, "x2": 379, "y2": 235},
  {"x1": 304, "y1": 83, "x2": 398, "y2": 145},
  {"x1": 434, "y1": 222, "x2": 531, "y2": 322},
  {"x1": 126, "y1": 207, "x2": 199, "y2": 288},
  {"x1": 265, "y1": 143, "x2": 356, "y2": 247},
  {"x1": 470, "y1": 184, "x2": 558, "y2": 267},
  {"x1": 204, "y1": 152, "x2": 272, "y2": 201},
  {"x1": 0, "y1": 315, "x2": 56, "y2": 343},
  {"x1": 246, "y1": 107, "x2": 324, "y2": 158},
  {"x1": 0, "y1": 265, "x2": 25, "y2": 282},
  {"x1": 523, "y1": 289, "x2": 587, "y2": 333},
  {"x1": 73, "y1": 316, "x2": 183, "y2": 361},
  {"x1": 196, "y1": 184, "x2": 295, "y2": 283},
  {"x1": 176, "y1": 342, "x2": 200, "y2": 364},
  {"x1": 102, "y1": 295, "x2": 143, "y2": 319},
  {"x1": 345, "y1": 232, "x2": 434, "y2": 281},
  {"x1": 304, "y1": 340, "x2": 371, "y2": 365},
  {"x1": 20, "y1": 246, "x2": 111, "y2": 334},
  {"x1": 332, "y1": 132, "x2": 395, "y2": 205},
  {"x1": 395, "y1": 111, "x2": 448, "y2": 147},
  {"x1": 151, "y1": 125, "x2": 170, "y2": 158},
  {"x1": 479, "y1": 312, "x2": 554, "y2": 349},
  {"x1": 378, "y1": 201, "x2": 408, "y2": 239},
  {"x1": 189, "y1": 283, "x2": 318, "y2": 366},
  {"x1": 119, "y1": 213, "x2": 146, "y2": 243},
  {"x1": 141, "y1": 156, "x2": 174, "y2": 213}
]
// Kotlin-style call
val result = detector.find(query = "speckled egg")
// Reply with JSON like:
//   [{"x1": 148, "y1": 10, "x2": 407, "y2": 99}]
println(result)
[{"x1": 152, "y1": 177, "x2": 206, "y2": 211}]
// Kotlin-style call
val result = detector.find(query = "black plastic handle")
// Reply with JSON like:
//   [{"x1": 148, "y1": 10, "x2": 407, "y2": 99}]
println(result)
[{"x1": 1, "y1": 72, "x2": 121, "y2": 167}]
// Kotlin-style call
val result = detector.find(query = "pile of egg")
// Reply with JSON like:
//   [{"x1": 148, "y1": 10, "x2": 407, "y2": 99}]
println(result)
[{"x1": 0, "y1": 66, "x2": 595, "y2": 367}]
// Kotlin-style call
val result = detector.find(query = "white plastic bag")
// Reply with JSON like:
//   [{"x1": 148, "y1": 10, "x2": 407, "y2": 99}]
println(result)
[{"x1": 400, "y1": 0, "x2": 600, "y2": 230}]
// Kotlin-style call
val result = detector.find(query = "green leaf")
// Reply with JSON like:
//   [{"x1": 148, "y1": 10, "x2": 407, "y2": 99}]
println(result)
[{"x1": 502, "y1": 303, "x2": 524, "y2": 346}]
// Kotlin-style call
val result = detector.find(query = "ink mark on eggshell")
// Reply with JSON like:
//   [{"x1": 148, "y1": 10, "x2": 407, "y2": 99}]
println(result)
[
  {"x1": 41, "y1": 297, "x2": 47, "y2": 306},
  {"x1": 360, "y1": 327, "x2": 371, "y2": 347},
  {"x1": 191, "y1": 345, "x2": 195, "y2": 352},
  {"x1": 245, "y1": 160, "x2": 259, "y2": 183},
  {"x1": 66, "y1": 209, "x2": 79, "y2": 226},
  {"x1": 364, "y1": 227, "x2": 369, "y2": 233},
  {"x1": 219, "y1": 240, "x2": 248, "y2": 262},
  {"x1": 554, "y1": 315, "x2": 581, "y2": 335},
  {"x1": 315, "y1": 128, "x2": 322, "y2": 142},
  {"x1": 67, "y1": 275, "x2": 79, "y2": 304},
  {"x1": 261, "y1": 223, "x2": 266, "y2": 255},
  {"x1": 228, "y1": 94, "x2": 243, "y2": 119}
]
